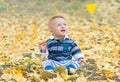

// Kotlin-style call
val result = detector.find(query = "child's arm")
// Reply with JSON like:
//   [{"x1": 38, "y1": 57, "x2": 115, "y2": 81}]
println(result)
[
  {"x1": 74, "y1": 53, "x2": 87, "y2": 66},
  {"x1": 71, "y1": 41, "x2": 87, "y2": 66},
  {"x1": 38, "y1": 41, "x2": 48, "y2": 57},
  {"x1": 39, "y1": 41, "x2": 46, "y2": 52}
]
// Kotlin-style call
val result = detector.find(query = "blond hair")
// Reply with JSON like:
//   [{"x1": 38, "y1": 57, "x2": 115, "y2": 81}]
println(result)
[{"x1": 48, "y1": 15, "x2": 65, "y2": 28}]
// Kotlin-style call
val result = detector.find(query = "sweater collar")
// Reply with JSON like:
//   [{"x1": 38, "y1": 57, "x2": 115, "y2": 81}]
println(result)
[{"x1": 49, "y1": 35, "x2": 69, "y2": 40}]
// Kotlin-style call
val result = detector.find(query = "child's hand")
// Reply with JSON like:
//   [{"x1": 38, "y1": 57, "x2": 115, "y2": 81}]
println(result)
[
  {"x1": 79, "y1": 58, "x2": 87, "y2": 66},
  {"x1": 39, "y1": 41, "x2": 46, "y2": 52}
]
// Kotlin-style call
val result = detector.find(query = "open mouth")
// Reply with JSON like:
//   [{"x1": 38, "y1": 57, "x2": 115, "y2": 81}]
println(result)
[{"x1": 61, "y1": 30, "x2": 66, "y2": 33}]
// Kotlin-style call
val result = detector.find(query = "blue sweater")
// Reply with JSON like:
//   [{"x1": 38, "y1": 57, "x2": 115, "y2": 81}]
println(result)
[{"x1": 45, "y1": 36, "x2": 84, "y2": 61}]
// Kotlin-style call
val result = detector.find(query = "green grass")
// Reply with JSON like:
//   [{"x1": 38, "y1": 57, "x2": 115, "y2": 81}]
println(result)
[
  {"x1": 0, "y1": 0, "x2": 119, "y2": 27},
  {"x1": 0, "y1": 0, "x2": 95, "y2": 16}
]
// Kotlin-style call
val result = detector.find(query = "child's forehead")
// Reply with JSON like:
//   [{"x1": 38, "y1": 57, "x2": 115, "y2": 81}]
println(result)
[
  {"x1": 48, "y1": 16, "x2": 66, "y2": 28},
  {"x1": 50, "y1": 18, "x2": 66, "y2": 23}
]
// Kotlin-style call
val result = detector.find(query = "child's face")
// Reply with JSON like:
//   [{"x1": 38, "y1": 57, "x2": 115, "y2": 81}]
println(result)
[{"x1": 49, "y1": 18, "x2": 67, "y2": 39}]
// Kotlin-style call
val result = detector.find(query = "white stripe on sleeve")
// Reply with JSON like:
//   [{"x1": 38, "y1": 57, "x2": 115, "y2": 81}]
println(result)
[{"x1": 74, "y1": 52, "x2": 84, "y2": 60}]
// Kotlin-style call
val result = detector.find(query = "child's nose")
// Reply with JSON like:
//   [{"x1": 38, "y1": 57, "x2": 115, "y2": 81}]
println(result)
[{"x1": 61, "y1": 25, "x2": 66, "y2": 28}]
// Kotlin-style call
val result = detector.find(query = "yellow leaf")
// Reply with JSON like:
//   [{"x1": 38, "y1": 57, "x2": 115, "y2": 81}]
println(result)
[
  {"x1": 2, "y1": 68, "x2": 11, "y2": 74},
  {"x1": 86, "y1": 3, "x2": 97, "y2": 13},
  {"x1": 32, "y1": 57, "x2": 40, "y2": 64},
  {"x1": 40, "y1": 79, "x2": 46, "y2": 82},
  {"x1": 107, "y1": 78, "x2": 115, "y2": 82},
  {"x1": 47, "y1": 79, "x2": 55, "y2": 82},
  {"x1": 79, "y1": 72, "x2": 84, "y2": 77},
  {"x1": 53, "y1": 75, "x2": 64, "y2": 82},
  {"x1": 1, "y1": 74, "x2": 12, "y2": 81},
  {"x1": 55, "y1": 66, "x2": 68, "y2": 74},
  {"x1": 12, "y1": 68, "x2": 22, "y2": 75},
  {"x1": 103, "y1": 69, "x2": 115, "y2": 78},
  {"x1": 76, "y1": 77, "x2": 87, "y2": 82},
  {"x1": 40, "y1": 70, "x2": 57, "y2": 79},
  {"x1": 13, "y1": 75, "x2": 27, "y2": 82}
]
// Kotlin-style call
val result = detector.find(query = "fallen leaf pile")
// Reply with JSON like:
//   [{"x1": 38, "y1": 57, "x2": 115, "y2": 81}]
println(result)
[{"x1": 0, "y1": 0, "x2": 120, "y2": 82}]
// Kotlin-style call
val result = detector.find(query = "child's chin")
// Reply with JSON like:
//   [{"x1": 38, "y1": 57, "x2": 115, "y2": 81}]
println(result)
[
  {"x1": 61, "y1": 32, "x2": 66, "y2": 35},
  {"x1": 61, "y1": 33, "x2": 66, "y2": 35},
  {"x1": 59, "y1": 34, "x2": 65, "y2": 37}
]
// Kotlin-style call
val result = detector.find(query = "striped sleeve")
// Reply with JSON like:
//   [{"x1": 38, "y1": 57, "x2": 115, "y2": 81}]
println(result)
[{"x1": 71, "y1": 41, "x2": 84, "y2": 59}]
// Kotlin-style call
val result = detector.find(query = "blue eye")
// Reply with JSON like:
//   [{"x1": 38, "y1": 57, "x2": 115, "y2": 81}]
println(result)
[
  {"x1": 58, "y1": 23, "x2": 66, "y2": 26},
  {"x1": 58, "y1": 24, "x2": 61, "y2": 26},
  {"x1": 64, "y1": 23, "x2": 66, "y2": 26}
]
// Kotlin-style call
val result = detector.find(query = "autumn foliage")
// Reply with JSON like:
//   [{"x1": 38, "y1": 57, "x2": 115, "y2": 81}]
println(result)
[{"x1": 0, "y1": 0, "x2": 120, "y2": 82}]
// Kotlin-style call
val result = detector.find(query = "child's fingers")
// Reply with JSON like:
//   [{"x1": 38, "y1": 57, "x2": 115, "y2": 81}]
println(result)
[
  {"x1": 39, "y1": 41, "x2": 46, "y2": 47},
  {"x1": 39, "y1": 41, "x2": 46, "y2": 45},
  {"x1": 80, "y1": 59, "x2": 87, "y2": 66},
  {"x1": 83, "y1": 62, "x2": 87, "y2": 66},
  {"x1": 39, "y1": 45, "x2": 46, "y2": 49},
  {"x1": 82, "y1": 61, "x2": 87, "y2": 66}
]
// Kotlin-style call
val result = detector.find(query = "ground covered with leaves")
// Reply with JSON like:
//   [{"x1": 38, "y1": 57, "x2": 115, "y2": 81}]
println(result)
[{"x1": 0, "y1": 0, "x2": 120, "y2": 82}]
